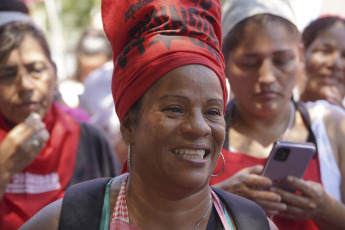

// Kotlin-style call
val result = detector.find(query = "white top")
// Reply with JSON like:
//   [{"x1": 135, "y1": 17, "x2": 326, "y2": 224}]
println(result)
[
  {"x1": 306, "y1": 100, "x2": 342, "y2": 201},
  {"x1": 79, "y1": 61, "x2": 120, "y2": 139}
]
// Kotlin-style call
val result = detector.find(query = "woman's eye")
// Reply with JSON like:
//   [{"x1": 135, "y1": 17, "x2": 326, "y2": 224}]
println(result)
[
  {"x1": 206, "y1": 109, "x2": 221, "y2": 116},
  {"x1": 163, "y1": 106, "x2": 183, "y2": 113},
  {"x1": 274, "y1": 57, "x2": 292, "y2": 66},
  {"x1": 315, "y1": 47, "x2": 332, "y2": 55},
  {"x1": 0, "y1": 70, "x2": 17, "y2": 81},
  {"x1": 28, "y1": 66, "x2": 47, "y2": 77},
  {"x1": 320, "y1": 49, "x2": 331, "y2": 54},
  {"x1": 240, "y1": 59, "x2": 260, "y2": 68}
]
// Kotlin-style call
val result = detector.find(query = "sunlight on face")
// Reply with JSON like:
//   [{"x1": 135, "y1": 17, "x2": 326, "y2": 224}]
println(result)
[
  {"x1": 129, "y1": 64, "x2": 225, "y2": 195},
  {"x1": 305, "y1": 22, "x2": 345, "y2": 99}
]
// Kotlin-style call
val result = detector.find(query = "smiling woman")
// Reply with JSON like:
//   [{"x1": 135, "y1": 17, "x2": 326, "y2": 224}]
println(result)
[
  {"x1": 300, "y1": 16, "x2": 345, "y2": 108},
  {"x1": 19, "y1": 0, "x2": 275, "y2": 230}
]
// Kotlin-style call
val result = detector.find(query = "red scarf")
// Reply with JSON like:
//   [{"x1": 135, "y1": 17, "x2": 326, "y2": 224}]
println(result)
[
  {"x1": 0, "y1": 103, "x2": 81, "y2": 230},
  {"x1": 210, "y1": 148, "x2": 321, "y2": 230},
  {"x1": 102, "y1": 0, "x2": 227, "y2": 121}
]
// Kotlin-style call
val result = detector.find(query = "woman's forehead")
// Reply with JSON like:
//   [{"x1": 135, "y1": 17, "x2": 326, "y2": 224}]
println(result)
[
  {"x1": 144, "y1": 65, "x2": 223, "y2": 98},
  {"x1": 235, "y1": 24, "x2": 297, "y2": 50}
]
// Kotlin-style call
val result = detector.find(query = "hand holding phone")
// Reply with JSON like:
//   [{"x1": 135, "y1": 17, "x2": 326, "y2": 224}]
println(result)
[{"x1": 260, "y1": 141, "x2": 316, "y2": 192}]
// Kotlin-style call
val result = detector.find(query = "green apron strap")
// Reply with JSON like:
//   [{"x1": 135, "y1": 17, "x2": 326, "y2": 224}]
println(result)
[{"x1": 100, "y1": 177, "x2": 116, "y2": 230}]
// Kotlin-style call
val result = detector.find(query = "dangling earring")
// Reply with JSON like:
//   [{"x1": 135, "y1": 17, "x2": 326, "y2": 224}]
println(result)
[
  {"x1": 127, "y1": 143, "x2": 131, "y2": 172},
  {"x1": 211, "y1": 152, "x2": 225, "y2": 177}
]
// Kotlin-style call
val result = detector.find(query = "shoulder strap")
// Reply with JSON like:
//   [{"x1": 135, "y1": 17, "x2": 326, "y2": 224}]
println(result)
[
  {"x1": 59, "y1": 177, "x2": 112, "y2": 230},
  {"x1": 293, "y1": 101, "x2": 318, "y2": 148},
  {"x1": 211, "y1": 187, "x2": 270, "y2": 230}
]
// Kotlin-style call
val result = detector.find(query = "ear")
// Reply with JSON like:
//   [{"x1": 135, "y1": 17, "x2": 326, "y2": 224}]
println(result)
[{"x1": 120, "y1": 112, "x2": 133, "y2": 145}]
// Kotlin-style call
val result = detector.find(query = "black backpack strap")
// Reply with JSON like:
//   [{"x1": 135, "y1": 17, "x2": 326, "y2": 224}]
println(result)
[
  {"x1": 293, "y1": 101, "x2": 318, "y2": 148},
  {"x1": 211, "y1": 187, "x2": 270, "y2": 230},
  {"x1": 59, "y1": 177, "x2": 112, "y2": 230}
]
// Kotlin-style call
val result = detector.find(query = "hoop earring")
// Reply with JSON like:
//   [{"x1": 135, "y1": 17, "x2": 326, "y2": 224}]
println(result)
[
  {"x1": 127, "y1": 144, "x2": 131, "y2": 172},
  {"x1": 211, "y1": 152, "x2": 225, "y2": 177}
]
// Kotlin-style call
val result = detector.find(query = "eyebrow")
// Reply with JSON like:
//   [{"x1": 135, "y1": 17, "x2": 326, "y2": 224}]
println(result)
[
  {"x1": 159, "y1": 95, "x2": 189, "y2": 101},
  {"x1": 158, "y1": 95, "x2": 223, "y2": 104},
  {"x1": 242, "y1": 49, "x2": 294, "y2": 57},
  {"x1": 0, "y1": 66, "x2": 17, "y2": 72}
]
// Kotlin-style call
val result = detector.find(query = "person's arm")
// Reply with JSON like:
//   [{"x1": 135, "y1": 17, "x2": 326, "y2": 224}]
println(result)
[
  {"x1": 19, "y1": 198, "x2": 62, "y2": 230},
  {"x1": 0, "y1": 113, "x2": 49, "y2": 199},
  {"x1": 212, "y1": 165, "x2": 287, "y2": 216}
]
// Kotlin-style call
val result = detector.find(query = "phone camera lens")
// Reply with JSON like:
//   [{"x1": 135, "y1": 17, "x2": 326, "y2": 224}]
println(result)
[{"x1": 274, "y1": 148, "x2": 290, "y2": 161}]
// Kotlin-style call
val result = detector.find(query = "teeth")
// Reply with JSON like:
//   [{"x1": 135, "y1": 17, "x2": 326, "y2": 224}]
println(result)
[{"x1": 173, "y1": 149, "x2": 206, "y2": 159}]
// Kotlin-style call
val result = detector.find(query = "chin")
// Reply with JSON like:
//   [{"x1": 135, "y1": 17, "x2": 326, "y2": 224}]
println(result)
[{"x1": 176, "y1": 171, "x2": 210, "y2": 189}]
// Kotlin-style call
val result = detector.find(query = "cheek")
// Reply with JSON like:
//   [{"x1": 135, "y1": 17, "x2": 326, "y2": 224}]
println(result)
[
  {"x1": 211, "y1": 122, "x2": 226, "y2": 150},
  {"x1": 305, "y1": 54, "x2": 324, "y2": 74},
  {"x1": 0, "y1": 86, "x2": 14, "y2": 109},
  {"x1": 38, "y1": 78, "x2": 55, "y2": 104}
]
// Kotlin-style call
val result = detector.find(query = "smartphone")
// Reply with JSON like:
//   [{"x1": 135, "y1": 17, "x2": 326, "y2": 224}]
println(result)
[{"x1": 260, "y1": 140, "x2": 316, "y2": 192}]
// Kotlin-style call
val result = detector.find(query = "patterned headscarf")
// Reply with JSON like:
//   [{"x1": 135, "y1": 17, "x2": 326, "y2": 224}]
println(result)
[{"x1": 102, "y1": 0, "x2": 227, "y2": 120}]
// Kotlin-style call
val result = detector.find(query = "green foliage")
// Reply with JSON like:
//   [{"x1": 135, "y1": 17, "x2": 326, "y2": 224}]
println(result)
[{"x1": 59, "y1": 0, "x2": 100, "y2": 29}]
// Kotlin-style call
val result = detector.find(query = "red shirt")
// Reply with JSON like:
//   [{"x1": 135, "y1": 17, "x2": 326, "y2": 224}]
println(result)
[{"x1": 210, "y1": 148, "x2": 321, "y2": 230}]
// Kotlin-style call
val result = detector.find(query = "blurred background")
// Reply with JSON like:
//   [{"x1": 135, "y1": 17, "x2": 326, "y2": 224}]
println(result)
[
  {"x1": 24, "y1": 0, "x2": 103, "y2": 83},
  {"x1": 22, "y1": 0, "x2": 345, "y2": 84}
]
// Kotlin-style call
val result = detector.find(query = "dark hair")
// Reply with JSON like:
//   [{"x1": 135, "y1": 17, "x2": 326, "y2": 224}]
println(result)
[
  {"x1": 76, "y1": 28, "x2": 112, "y2": 59},
  {"x1": 222, "y1": 14, "x2": 300, "y2": 62},
  {"x1": 0, "y1": 21, "x2": 54, "y2": 65},
  {"x1": 302, "y1": 16, "x2": 345, "y2": 50},
  {"x1": 0, "y1": 0, "x2": 29, "y2": 14}
]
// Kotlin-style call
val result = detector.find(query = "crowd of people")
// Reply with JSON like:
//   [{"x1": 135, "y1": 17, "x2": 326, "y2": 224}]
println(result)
[{"x1": 0, "y1": 0, "x2": 344, "y2": 229}]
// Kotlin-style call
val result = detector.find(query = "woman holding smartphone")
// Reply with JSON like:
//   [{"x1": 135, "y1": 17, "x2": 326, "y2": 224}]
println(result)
[{"x1": 210, "y1": 0, "x2": 345, "y2": 229}]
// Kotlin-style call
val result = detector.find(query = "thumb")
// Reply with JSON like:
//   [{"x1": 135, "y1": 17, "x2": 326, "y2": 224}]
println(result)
[{"x1": 247, "y1": 165, "x2": 264, "y2": 174}]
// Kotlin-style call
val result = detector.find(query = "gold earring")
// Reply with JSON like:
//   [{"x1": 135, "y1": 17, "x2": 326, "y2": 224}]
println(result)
[{"x1": 211, "y1": 152, "x2": 225, "y2": 177}]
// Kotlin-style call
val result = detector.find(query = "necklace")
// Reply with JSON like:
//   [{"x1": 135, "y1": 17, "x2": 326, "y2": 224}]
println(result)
[
  {"x1": 281, "y1": 101, "x2": 295, "y2": 140},
  {"x1": 191, "y1": 194, "x2": 212, "y2": 230}
]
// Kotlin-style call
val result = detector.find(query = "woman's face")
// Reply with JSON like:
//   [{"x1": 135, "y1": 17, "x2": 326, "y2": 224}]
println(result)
[
  {"x1": 304, "y1": 22, "x2": 345, "y2": 100},
  {"x1": 128, "y1": 65, "x2": 225, "y2": 193},
  {"x1": 226, "y1": 21, "x2": 303, "y2": 115},
  {"x1": 0, "y1": 35, "x2": 56, "y2": 124}
]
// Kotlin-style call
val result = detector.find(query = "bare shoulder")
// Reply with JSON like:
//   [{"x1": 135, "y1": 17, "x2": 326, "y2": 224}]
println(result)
[
  {"x1": 19, "y1": 198, "x2": 62, "y2": 230},
  {"x1": 307, "y1": 101, "x2": 345, "y2": 132}
]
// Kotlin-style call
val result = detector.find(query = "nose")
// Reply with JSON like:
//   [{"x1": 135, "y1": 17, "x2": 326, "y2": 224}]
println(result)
[
  {"x1": 180, "y1": 110, "x2": 212, "y2": 138},
  {"x1": 17, "y1": 68, "x2": 35, "y2": 101},
  {"x1": 17, "y1": 68, "x2": 35, "y2": 90},
  {"x1": 258, "y1": 59, "x2": 276, "y2": 84}
]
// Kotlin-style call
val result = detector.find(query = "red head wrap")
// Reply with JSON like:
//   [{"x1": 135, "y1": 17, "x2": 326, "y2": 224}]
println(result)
[{"x1": 102, "y1": 0, "x2": 227, "y2": 120}]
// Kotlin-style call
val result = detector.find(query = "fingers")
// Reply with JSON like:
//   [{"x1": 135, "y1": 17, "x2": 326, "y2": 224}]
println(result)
[
  {"x1": 31, "y1": 129, "x2": 50, "y2": 150},
  {"x1": 255, "y1": 198, "x2": 287, "y2": 215},
  {"x1": 271, "y1": 187, "x2": 315, "y2": 210},
  {"x1": 285, "y1": 176, "x2": 323, "y2": 198},
  {"x1": 232, "y1": 168, "x2": 272, "y2": 190},
  {"x1": 20, "y1": 112, "x2": 49, "y2": 148},
  {"x1": 243, "y1": 165, "x2": 264, "y2": 174},
  {"x1": 270, "y1": 178, "x2": 325, "y2": 220},
  {"x1": 4, "y1": 112, "x2": 49, "y2": 157}
]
